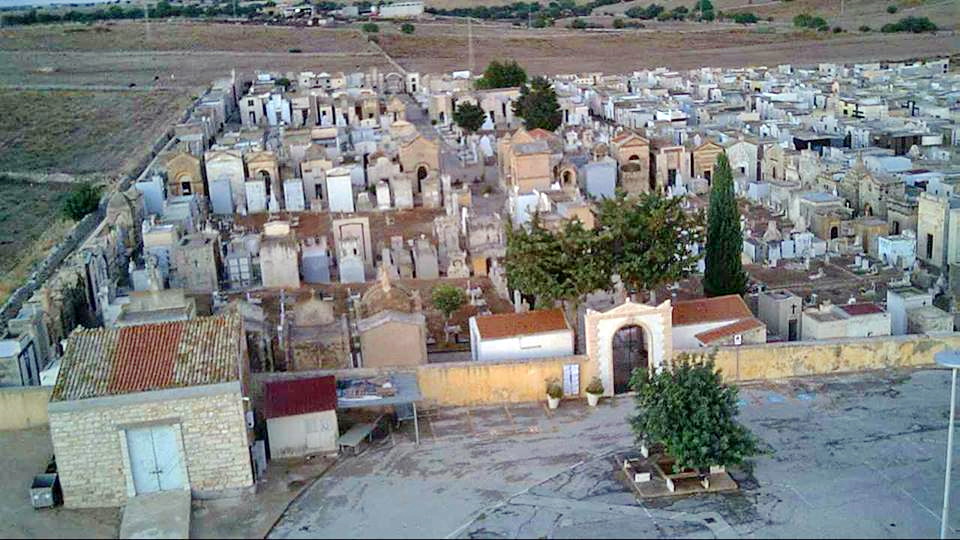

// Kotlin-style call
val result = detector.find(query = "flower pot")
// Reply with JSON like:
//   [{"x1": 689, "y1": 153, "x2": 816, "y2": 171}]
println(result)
[
  {"x1": 547, "y1": 395, "x2": 560, "y2": 409},
  {"x1": 587, "y1": 392, "x2": 601, "y2": 407}
]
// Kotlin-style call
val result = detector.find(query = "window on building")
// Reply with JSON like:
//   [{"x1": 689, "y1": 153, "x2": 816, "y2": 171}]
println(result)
[
  {"x1": 927, "y1": 233, "x2": 934, "y2": 259},
  {"x1": 180, "y1": 182, "x2": 192, "y2": 195}
]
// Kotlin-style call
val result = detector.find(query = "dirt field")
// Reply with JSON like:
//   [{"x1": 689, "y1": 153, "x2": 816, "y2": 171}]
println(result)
[{"x1": 0, "y1": 89, "x2": 192, "y2": 176}]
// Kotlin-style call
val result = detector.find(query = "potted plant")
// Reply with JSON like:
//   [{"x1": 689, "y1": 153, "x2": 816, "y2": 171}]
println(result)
[
  {"x1": 546, "y1": 378, "x2": 562, "y2": 409},
  {"x1": 585, "y1": 377, "x2": 604, "y2": 407}
]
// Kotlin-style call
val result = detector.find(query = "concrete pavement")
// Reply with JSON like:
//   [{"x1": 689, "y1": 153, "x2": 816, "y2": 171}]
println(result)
[{"x1": 269, "y1": 368, "x2": 960, "y2": 539}]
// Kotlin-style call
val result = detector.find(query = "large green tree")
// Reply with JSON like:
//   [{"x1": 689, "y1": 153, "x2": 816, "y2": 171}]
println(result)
[
  {"x1": 703, "y1": 152, "x2": 748, "y2": 297},
  {"x1": 629, "y1": 354, "x2": 758, "y2": 472},
  {"x1": 453, "y1": 101, "x2": 486, "y2": 134},
  {"x1": 475, "y1": 59, "x2": 528, "y2": 89},
  {"x1": 596, "y1": 192, "x2": 704, "y2": 300},
  {"x1": 512, "y1": 76, "x2": 562, "y2": 131},
  {"x1": 504, "y1": 215, "x2": 611, "y2": 315}
]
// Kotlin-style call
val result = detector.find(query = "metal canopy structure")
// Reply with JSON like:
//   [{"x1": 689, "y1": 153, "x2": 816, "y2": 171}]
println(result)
[{"x1": 335, "y1": 373, "x2": 422, "y2": 445}]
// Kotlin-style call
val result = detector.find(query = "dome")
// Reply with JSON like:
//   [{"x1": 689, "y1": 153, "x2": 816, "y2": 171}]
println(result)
[
  {"x1": 360, "y1": 266, "x2": 417, "y2": 318},
  {"x1": 293, "y1": 290, "x2": 336, "y2": 326}
]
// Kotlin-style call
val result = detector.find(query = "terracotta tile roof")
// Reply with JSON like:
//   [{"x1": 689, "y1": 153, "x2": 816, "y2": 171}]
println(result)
[
  {"x1": 695, "y1": 317, "x2": 765, "y2": 345},
  {"x1": 51, "y1": 314, "x2": 243, "y2": 402},
  {"x1": 474, "y1": 309, "x2": 570, "y2": 340},
  {"x1": 264, "y1": 376, "x2": 337, "y2": 419},
  {"x1": 838, "y1": 302, "x2": 886, "y2": 316},
  {"x1": 672, "y1": 295, "x2": 753, "y2": 326}
]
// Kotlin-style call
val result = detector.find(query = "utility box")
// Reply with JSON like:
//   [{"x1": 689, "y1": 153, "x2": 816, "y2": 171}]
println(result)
[{"x1": 30, "y1": 473, "x2": 61, "y2": 509}]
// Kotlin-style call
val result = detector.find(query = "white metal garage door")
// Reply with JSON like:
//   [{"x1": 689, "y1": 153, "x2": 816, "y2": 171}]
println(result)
[{"x1": 126, "y1": 425, "x2": 186, "y2": 494}]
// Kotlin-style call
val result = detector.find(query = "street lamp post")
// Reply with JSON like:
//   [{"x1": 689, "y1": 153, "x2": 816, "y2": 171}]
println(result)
[{"x1": 935, "y1": 350, "x2": 960, "y2": 540}]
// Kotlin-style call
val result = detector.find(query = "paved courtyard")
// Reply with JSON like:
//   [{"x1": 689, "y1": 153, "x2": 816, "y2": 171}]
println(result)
[{"x1": 270, "y1": 368, "x2": 960, "y2": 539}]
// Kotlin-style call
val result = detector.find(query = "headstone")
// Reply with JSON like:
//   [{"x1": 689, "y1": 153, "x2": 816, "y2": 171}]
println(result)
[
  {"x1": 245, "y1": 181, "x2": 267, "y2": 213},
  {"x1": 209, "y1": 177, "x2": 234, "y2": 215},
  {"x1": 376, "y1": 181, "x2": 392, "y2": 210},
  {"x1": 283, "y1": 179, "x2": 306, "y2": 212}
]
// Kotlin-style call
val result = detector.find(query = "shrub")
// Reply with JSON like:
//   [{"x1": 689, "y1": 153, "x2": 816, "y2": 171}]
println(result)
[
  {"x1": 833, "y1": 26, "x2": 843, "y2": 32},
  {"x1": 288, "y1": 48, "x2": 302, "y2": 53},
  {"x1": 613, "y1": 17, "x2": 625, "y2": 28},
  {"x1": 361, "y1": 22, "x2": 378, "y2": 33},
  {"x1": 881, "y1": 16, "x2": 937, "y2": 33},
  {"x1": 859, "y1": 24, "x2": 871, "y2": 31},
  {"x1": 629, "y1": 354, "x2": 759, "y2": 471},
  {"x1": 793, "y1": 13, "x2": 828, "y2": 30},
  {"x1": 400, "y1": 22, "x2": 414, "y2": 34},
  {"x1": 62, "y1": 183, "x2": 102, "y2": 221},
  {"x1": 732, "y1": 12, "x2": 758, "y2": 24},
  {"x1": 569, "y1": 17, "x2": 587, "y2": 29},
  {"x1": 886, "y1": 4, "x2": 898, "y2": 13},
  {"x1": 625, "y1": 3, "x2": 664, "y2": 20},
  {"x1": 546, "y1": 378, "x2": 563, "y2": 399}
]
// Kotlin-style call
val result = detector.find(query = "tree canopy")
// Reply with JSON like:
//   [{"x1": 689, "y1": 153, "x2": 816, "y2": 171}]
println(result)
[
  {"x1": 475, "y1": 59, "x2": 528, "y2": 90},
  {"x1": 431, "y1": 284, "x2": 467, "y2": 321},
  {"x1": 512, "y1": 76, "x2": 562, "y2": 131},
  {"x1": 629, "y1": 354, "x2": 758, "y2": 471},
  {"x1": 504, "y1": 191, "x2": 704, "y2": 308},
  {"x1": 596, "y1": 192, "x2": 704, "y2": 298},
  {"x1": 703, "y1": 152, "x2": 748, "y2": 297},
  {"x1": 453, "y1": 101, "x2": 486, "y2": 134},
  {"x1": 504, "y1": 215, "x2": 611, "y2": 310}
]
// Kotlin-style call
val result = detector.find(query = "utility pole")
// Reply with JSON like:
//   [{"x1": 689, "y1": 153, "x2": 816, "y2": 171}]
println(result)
[
  {"x1": 143, "y1": 0, "x2": 151, "y2": 46},
  {"x1": 468, "y1": 17, "x2": 475, "y2": 76}
]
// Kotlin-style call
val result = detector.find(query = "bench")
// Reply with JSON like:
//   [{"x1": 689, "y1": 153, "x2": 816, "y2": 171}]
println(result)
[{"x1": 337, "y1": 415, "x2": 384, "y2": 455}]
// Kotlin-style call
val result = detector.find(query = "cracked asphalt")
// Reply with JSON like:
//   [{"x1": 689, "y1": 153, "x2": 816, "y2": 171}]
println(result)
[{"x1": 268, "y1": 368, "x2": 960, "y2": 539}]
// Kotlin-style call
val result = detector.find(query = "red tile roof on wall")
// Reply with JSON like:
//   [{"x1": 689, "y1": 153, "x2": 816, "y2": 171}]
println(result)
[
  {"x1": 838, "y1": 303, "x2": 886, "y2": 316},
  {"x1": 672, "y1": 295, "x2": 753, "y2": 326},
  {"x1": 264, "y1": 376, "x2": 337, "y2": 419},
  {"x1": 474, "y1": 309, "x2": 570, "y2": 340},
  {"x1": 694, "y1": 318, "x2": 765, "y2": 345},
  {"x1": 51, "y1": 314, "x2": 242, "y2": 402}
]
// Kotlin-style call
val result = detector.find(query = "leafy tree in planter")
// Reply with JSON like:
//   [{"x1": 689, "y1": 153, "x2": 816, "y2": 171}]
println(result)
[
  {"x1": 629, "y1": 354, "x2": 758, "y2": 471},
  {"x1": 703, "y1": 152, "x2": 748, "y2": 297},
  {"x1": 504, "y1": 214, "x2": 611, "y2": 318},
  {"x1": 512, "y1": 76, "x2": 562, "y2": 131},
  {"x1": 431, "y1": 283, "x2": 467, "y2": 331},
  {"x1": 453, "y1": 101, "x2": 486, "y2": 134},
  {"x1": 62, "y1": 183, "x2": 102, "y2": 221},
  {"x1": 596, "y1": 191, "x2": 704, "y2": 301}
]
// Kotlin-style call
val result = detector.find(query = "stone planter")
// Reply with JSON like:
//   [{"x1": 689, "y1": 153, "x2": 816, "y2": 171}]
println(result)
[
  {"x1": 587, "y1": 392, "x2": 601, "y2": 407},
  {"x1": 547, "y1": 395, "x2": 560, "y2": 409}
]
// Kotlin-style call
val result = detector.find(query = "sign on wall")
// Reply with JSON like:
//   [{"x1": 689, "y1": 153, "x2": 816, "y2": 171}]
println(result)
[{"x1": 563, "y1": 364, "x2": 580, "y2": 396}]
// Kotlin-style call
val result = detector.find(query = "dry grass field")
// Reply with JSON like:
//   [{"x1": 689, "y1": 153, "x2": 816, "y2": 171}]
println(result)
[
  {"x1": 0, "y1": 21, "x2": 378, "y2": 53},
  {"x1": 0, "y1": 177, "x2": 75, "y2": 302},
  {"x1": 378, "y1": 20, "x2": 958, "y2": 74},
  {"x1": 0, "y1": 89, "x2": 193, "y2": 176}
]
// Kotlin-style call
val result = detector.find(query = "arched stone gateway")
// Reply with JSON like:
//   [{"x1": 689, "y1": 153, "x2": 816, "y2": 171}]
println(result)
[
  {"x1": 612, "y1": 325, "x2": 648, "y2": 393},
  {"x1": 585, "y1": 299, "x2": 672, "y2": 397}
]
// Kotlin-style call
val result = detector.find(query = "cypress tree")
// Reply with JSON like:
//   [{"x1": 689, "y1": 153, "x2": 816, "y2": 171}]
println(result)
[{"x1": 703, "y1": 152, "x2": 748, "y2": 297}]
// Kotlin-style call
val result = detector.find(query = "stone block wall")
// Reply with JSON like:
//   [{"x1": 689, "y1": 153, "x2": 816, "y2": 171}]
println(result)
[{"x1": 49, "y1": 390, "x2": 252, "y2": 508}]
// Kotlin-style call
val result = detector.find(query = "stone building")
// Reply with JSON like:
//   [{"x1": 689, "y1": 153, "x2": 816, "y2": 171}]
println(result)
[
  {"x1": 170, "y1": 230, "x2": 221, "y2": 293},
  {"x1": 286, "y1": 291, "x2": 349, "y2": 370},
  {"x1": 357, "y1": 268, "x2": 427, "y2": 368},
  {"x1": 48, "y1": 314, "x2": 254, "y2": 508},
  {"x1": 398, "y1": 134, "x2": 440, "y2": 192},
  {"x1": 159, "y1": 151, "x2": 206, "y2": 198}
]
